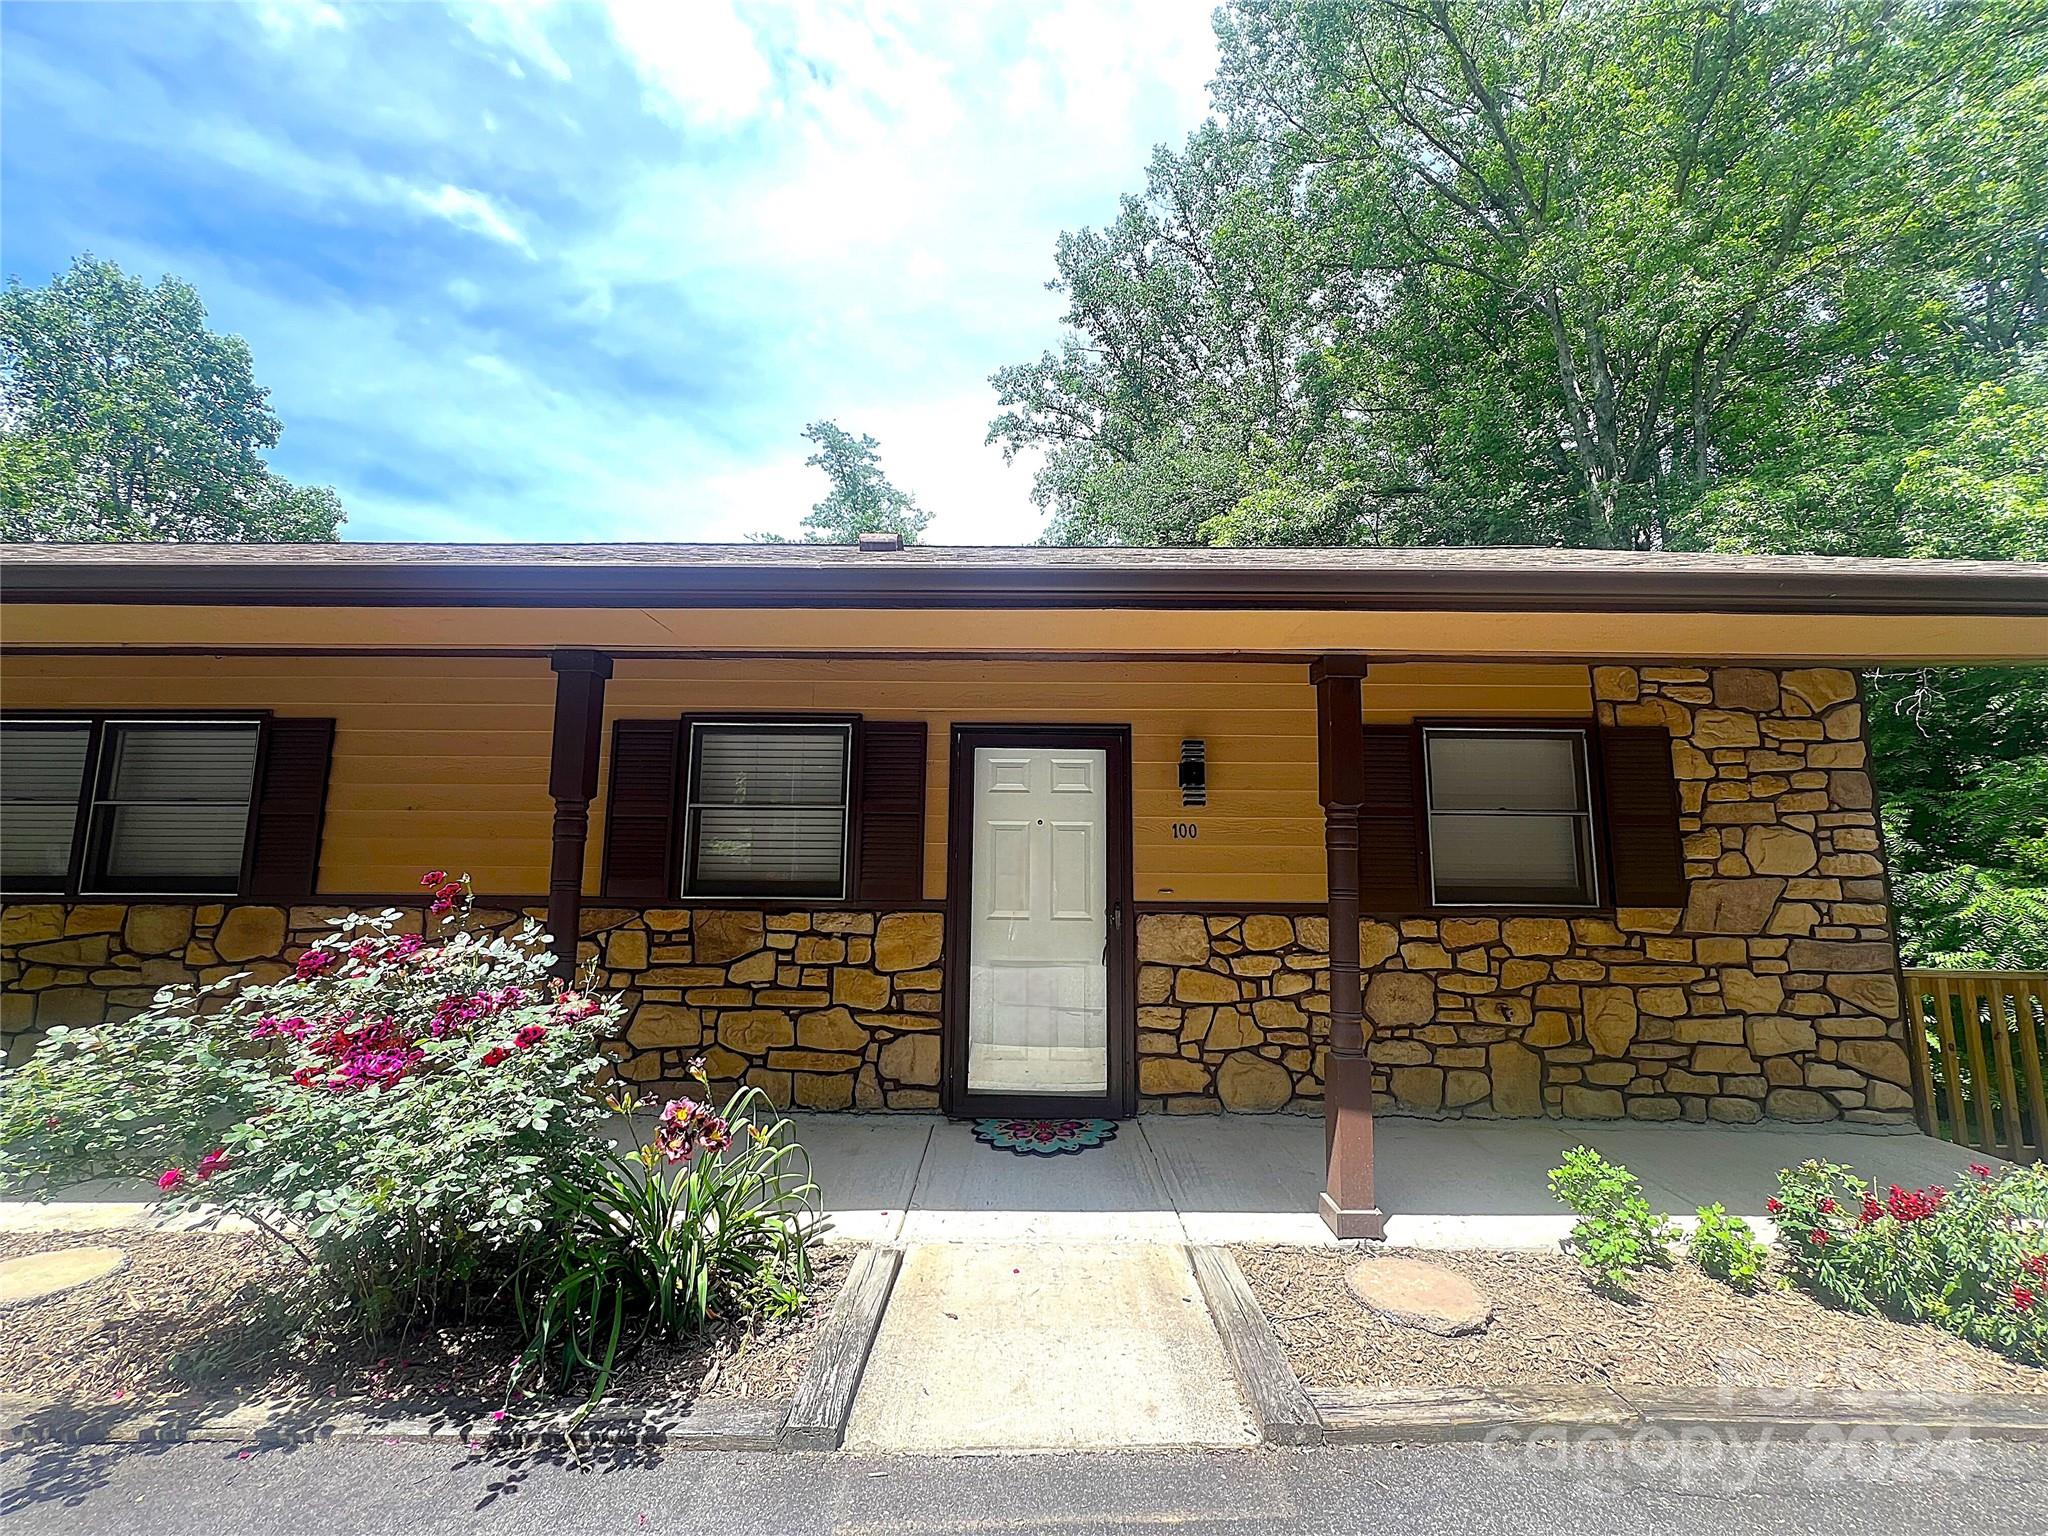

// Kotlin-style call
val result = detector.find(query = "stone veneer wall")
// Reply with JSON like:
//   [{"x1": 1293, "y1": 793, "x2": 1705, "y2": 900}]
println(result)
[
  {"x1": 575, "y1": 906, "x2": 945, "y2": 1109},
  {"x1": 1134, "y1": 665, "x2": 1916, "y2": 1125},
  {"x1": 1, "y1": 899, "x2": 945, "y2": 1111}
]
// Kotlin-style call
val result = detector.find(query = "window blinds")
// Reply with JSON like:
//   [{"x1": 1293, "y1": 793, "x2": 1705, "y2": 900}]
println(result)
[
  {"x1": 686, "y1": 724, "x2": 850, "y2": 897},
  {"x1": 0, "y1": 723, "x2": 90, "y2": 884},
  {"x1": 91, "y1": 723, "x2": 260, "y2": 890}
]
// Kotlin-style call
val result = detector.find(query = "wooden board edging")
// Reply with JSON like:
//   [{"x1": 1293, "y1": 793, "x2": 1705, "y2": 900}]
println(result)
[
  {"x1": 1187, "y1": 1245, "x2": 1322, "y2": 1446},
  {"x1": 1624, "y1": 1389, "x2": 2048, "y2": 1441},
  {"x1": 1307, "y1": 1383, "x2": 1634, "y2": 1443},
  {"x1": 1303, "y1": 1383, "x2": 2048, "y2": 1446},
  {"x1": 779, "y1": 1245, "x2": 903, "y2": 1451}
]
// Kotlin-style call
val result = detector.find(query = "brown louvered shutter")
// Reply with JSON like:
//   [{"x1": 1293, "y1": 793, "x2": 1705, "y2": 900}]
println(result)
[
  {"x1": 1598, "y1": 725, "x2": 1687, "y2": 907},
  {"x1": 853, "y1": 720, "x2": 927, "y2": 903},
  {"x1": 601, "y1": 719, "x2": 682, "y2": 899},
  {"x1": 243, "y1": 717, "x2": 334, "y2": 899},
  {"x1": 1358, "y1": 724, "x2": 1427, "y2": 913}
]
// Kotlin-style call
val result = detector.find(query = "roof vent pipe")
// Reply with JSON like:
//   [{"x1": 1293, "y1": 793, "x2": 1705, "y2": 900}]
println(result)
[{"x1": 857, "y1": 531, "x2": 904, "y2": 553}]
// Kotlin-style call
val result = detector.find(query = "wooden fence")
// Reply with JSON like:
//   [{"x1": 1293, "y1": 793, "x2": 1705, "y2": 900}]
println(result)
[{"x1": 1903, "y1": 969, "x2": 2048, "y2": 1164}]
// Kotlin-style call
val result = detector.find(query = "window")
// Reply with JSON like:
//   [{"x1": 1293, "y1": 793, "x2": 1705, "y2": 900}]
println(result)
[
  {"x1": 683, "y1": 722, "x2": 851, "y2": 899},
  {"x1": 1423, "y1": 727, "x2": 1598, "y2": 907},
  {"x1": 1, "y1": 722, "x2": 90, "y2": 888},
  {"x1": 0, "y1": 718, "x2": 261, "y2": 895}
]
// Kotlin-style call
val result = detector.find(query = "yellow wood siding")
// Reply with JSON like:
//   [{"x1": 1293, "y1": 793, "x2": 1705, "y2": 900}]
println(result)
[
  {"x1": 0, "y1": 653, "x2": 558, "y2": 894},
  {"x1": 595, "y1": 659, "x2": 1592, "y2": 904},
  {"x1": 2, "y1": 653, "x2": 1591, "y2": 905}
]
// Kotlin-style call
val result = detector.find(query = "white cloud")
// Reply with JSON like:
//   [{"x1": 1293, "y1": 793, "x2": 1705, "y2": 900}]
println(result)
[
  {"x1": 409, "y1": 183, "x2": 533, "y2": 254},
  {"x1": 598, "y1": 0, "x2": 776, "y2": 129},
  {"x1": 457, "y1": 1, "x2": 574, "y2": 82},
  {"x1": 253, "y1": 2, "x2": 345, "y2": 39}
]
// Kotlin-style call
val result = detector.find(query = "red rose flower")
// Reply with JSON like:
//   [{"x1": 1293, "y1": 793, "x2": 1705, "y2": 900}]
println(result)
[
  {"x1": 481, "y1": 1047, "x2": 509, "y2": 1067},
  {"x1": 1807, "y1": 1229, "x2": 1829, "y2": 1246},
  {"x1": 2013, "y1": 1285, "x2": 2036, "y2": 1313},
  {"x1": 514, "y1": 1024, "x2": 547, "y2": 1050},
  {"x1": 1765, "y1": 1197, "x2": 1783, "y2": 1214},
  {"x1": 1970, "y1": 1163, "x2": 1992, "y2": 1178},
  {"x1": 420, "y1": 870, "x2": 449, "y2": 887},
  {"x1": 1818, "y1": 1197, "x2": 1836, "y2": 1215}
]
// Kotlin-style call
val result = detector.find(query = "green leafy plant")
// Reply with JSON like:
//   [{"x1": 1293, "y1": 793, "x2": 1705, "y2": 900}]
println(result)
[
  {"x1": 0, "y1": 874, "x2": 619, "y2": 1335},
  {"x1": 1771, "y1": 1159, "x2": 2048, "y2": 1365},
  {"x1": 512, "y1": 1063, "x2": 821, "y2": 1408},
  {"x1": 1689, "y1": 1203, "x2": 1769, "y2": 1292},
  {"x1": 1547, "y1": 1146, "x2": 1676, "y2": 1296}
]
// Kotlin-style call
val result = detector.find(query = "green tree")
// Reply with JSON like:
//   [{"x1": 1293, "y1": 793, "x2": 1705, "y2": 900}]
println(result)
[
  {"x1": 784, "y1": 419, "x2": 932, "y2": 544},
  {"x1": 0, "y1": 253, "x2": 343, "y2": 542},
  {"x1": 992, "y1": 0, "x2": 2045, "y2": 552},
  {"x1": 1870, "y1": 666, "x2": 2048, "y2": 968}
]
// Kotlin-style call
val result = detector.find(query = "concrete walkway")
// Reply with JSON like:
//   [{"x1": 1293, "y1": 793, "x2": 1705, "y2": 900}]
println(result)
[{"x1": 3, "y1": 1113, "x2": 1990, "y2": 1249}]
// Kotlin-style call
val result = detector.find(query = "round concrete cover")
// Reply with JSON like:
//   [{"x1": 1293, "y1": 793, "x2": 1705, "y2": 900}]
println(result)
[
  {"x1": 0, "y1": 1246, "x2": 128, "y2": 1310},
  {"x1": 1345, "y1": 1256, "x2": 1494, "y2": 1337}
]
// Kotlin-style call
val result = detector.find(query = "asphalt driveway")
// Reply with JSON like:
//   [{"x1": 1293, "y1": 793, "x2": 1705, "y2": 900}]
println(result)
[{"x1": 7, "y1": 1438, "x2": 2048, "y2": 1536}]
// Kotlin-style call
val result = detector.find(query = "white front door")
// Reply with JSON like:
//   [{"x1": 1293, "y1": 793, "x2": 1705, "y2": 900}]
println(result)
[{"x1": 965, "y1": 744, "x2": 1111, "y2": 1099}]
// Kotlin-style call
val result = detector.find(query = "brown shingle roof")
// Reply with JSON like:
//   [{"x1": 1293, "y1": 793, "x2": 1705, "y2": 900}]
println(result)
[{"x1": 3, "y1": 541, "x2": 2044, "y2": 615}]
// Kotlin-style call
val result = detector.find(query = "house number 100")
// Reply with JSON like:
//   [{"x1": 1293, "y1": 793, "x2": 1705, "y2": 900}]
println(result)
[{"x1": 1171, "y1": 822, "x2": 1200, "y2": 839}]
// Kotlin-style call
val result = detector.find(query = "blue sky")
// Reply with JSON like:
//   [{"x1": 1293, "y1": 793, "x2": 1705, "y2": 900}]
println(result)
[{"x1": 0, "y1": 1, "x2": 1217, "y2": 542}]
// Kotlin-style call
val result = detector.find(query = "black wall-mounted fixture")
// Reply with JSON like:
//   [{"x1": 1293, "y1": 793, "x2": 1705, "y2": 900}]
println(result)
[{"x1": 1179, "y1": 739, "x2": 1207, "y2": 807}]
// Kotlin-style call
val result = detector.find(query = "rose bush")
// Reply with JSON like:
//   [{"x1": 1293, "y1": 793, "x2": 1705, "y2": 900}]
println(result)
[
  {"x1": 1772, "y1": 1158, "x2": 2048, "y2": 1364},
  {"x1": 0, "y1": 876, "x2": 619, "y2": 1334}
]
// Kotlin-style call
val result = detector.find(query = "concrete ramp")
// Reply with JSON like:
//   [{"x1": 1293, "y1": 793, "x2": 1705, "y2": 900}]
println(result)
[{"x1": 842, "y1": 1241, "x2": 1255, "y2": 1451}]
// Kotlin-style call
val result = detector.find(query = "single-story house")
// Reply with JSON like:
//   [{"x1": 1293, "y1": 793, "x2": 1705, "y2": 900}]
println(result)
[{"x1": 3, "y1": 539, "x2": 2044, "y2": 1234}]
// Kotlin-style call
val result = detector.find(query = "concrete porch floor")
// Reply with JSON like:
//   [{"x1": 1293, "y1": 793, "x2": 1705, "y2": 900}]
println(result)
[
  {"x1": 2, "y1": 1113, "x2": 1996, "y2": 1249},
  {"x1": 796, "y1": 1113, "x2": 1996, "y2": 1249}
]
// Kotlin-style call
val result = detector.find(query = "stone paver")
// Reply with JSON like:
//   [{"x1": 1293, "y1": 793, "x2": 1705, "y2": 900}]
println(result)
[
  {"x1": 0, "y1": 1245, "x2": 126, "y2": 1308},
  {"x1": 1344, "y1": 1255, "x2": 1493, "y2": 1336}
]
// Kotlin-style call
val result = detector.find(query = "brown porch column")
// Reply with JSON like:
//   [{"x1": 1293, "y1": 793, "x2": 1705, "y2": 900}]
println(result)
[
  {"x1": 1311, "y1": 658, "x2": 1386, "y2": 1239},
  {"x1": 546, "y1": 648, "x2": 613, "y2": 979}
]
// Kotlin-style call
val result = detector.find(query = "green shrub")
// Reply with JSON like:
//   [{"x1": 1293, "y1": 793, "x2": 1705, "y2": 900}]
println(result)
[
  {"x1": 1771, "y1": 1158, "x2": 2048, "y2": 1365},
  {"x1": 513, "y1": 1064, "x2": 821, "y2": 1406},
  {"x1": 1547, "y1": 1146, "x2": 1676, "y2": 1295},
  {"x1": 0, "y1": 876, "x2": 620, "y2": 1335},
  {"x1": 1689, "y1": 1202, "x2": 1768, "y2": 1291}
]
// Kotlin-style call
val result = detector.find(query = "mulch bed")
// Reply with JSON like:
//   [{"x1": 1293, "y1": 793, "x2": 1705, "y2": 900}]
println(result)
[
  {"x1": 0, "y1": 1229, "x2": 849, "y2": 1416},
  {"x1": 1235, "y1": 1244, "x2": 2048, "y2": 1399}
]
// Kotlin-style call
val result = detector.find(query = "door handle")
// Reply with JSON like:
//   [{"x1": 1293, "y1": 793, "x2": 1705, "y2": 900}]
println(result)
[{"x1": 1102, "y1": 901, "x2": 1121, "y2": 965}]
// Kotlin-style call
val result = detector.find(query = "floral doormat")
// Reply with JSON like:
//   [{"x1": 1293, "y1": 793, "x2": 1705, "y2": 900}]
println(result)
[{"x1": 970, "y1": 1117, "x2": 1120, "y2": 1157}]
